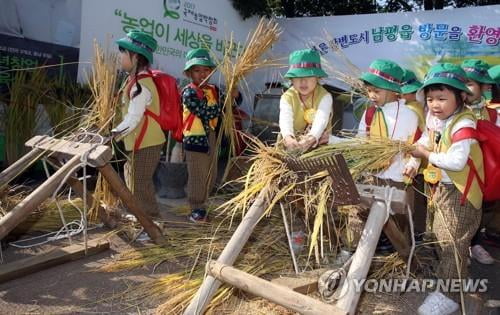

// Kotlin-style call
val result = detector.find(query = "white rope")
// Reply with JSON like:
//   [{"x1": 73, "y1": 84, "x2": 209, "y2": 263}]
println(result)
[
  {"x1": 406, "y1": 204, "x2": 416, "y2": 280},
  {"x1": 383, "y1": 186, "x2": 396, "y2": 224},
  {"x1": 9, "y1": 132, "x2": 104, "y2": 249}
]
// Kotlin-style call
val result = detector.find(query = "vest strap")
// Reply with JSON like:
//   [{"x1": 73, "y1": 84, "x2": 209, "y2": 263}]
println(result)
[
  {"x1": 461, "y1": 158, "x2": 485, "y2": 205},
  {"x1": 365, "y1": 105, "x2": 376, "y2": 134},
  {"x1": 134, "y1": 115, "x2": 149, "y2": 151}
]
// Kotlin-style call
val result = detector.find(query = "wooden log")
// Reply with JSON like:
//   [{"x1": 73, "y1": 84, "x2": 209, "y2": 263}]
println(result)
[
  {"x1": 0, "y1": 148, "x2": 44, "y2": 189},
  {"x1": 183, "y1": 188, "x2": 269, "y2": 315},
  {"x1": 0, "y1": 238, "x2": 109, "y2": 284},
  {"x1": 383, "y1": 216, "x2": 411, "y2": 259},
  {"x1": 208, "y1": 261, "x2": 346, "y2": 315},
  {"x1": 25, "y1": 135, "x2": 112, "y2": 167},
  {"x1": 97, "y1": 164, "x2": 164, "y2": 244},
  {"x1": 0, "y1": 155, "x2": 81, "y2": 241},
  {"x1": 336, "y1": 200, "x2": 388, "y2": 314}
]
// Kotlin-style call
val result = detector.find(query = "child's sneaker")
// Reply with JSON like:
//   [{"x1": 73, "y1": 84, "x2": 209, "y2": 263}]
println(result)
[
  {"x1": 470, "y1": 244, "x2": 494, "y2": 264},
  {"x1": 418, "y1": 292, "x2": 459, "y2": 315},
  {"x1": 189, "y1": 209, "x2": 208, "y2": 223}
]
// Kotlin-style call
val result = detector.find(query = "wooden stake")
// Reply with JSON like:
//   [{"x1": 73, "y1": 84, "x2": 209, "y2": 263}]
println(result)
[
  {"x1": 0, "y1": 155, "x2": 81, "y2": 240},
  {"x1": 183, "y1": 188, "x2": 269, "y2": 315},
  {"x1": 97, "y1": 164, "x2": 165, "y2": 244},
  {"x1": 0, "y1": 148, "x2": 44, "y2": 189},
  {"x1": 207, "y1": 261, "x2": 346, "y2": 315}
]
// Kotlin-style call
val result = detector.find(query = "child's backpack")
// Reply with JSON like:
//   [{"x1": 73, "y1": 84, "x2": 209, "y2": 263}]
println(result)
[
  {"x1": 485, "y1": 107, "x2": 497, "y2": 124},
  {"x1": 452, "y1": 119, "x2": 500, "y2": 202},
  {"x1": 127, "y1": 70, "x2": 183, "y2": 150}
]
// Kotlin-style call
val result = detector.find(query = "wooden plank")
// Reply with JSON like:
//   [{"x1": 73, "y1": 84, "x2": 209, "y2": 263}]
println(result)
[
  {"x1": 383, "y1": 216, "x2": 411, "y2": 259},
  {"x1": 0, "y1": 238, "x2": 109, "y2": 284},
  {"x1": 357, "y1": 184, "x2": 407, "y2": 214},
  {"x1": 97, "y1": 164, "x2": 165, "y2": 244},
  {"x1": 25, "y1": 135, "x2": 112, "y2": 166},
  {"x1": 0, "y1": 155, "x2": 81, "y2": 241},
  {"x1": 271, "y1": 276, "x2": 320, "y2": 295},
  {"x1": 184, "y1": 188, "x2": 269, "y2": 315},
  {"x1": 0, "y1": 148, "x2": 44, "y2": 190},
  {"x1": 208, "y1": 261, "x2": 346, "y2": 315}
]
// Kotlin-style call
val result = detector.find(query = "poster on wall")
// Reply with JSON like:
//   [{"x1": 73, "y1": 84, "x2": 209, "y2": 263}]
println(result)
[
  {"x1": 0, "y1": 34, "x2": 79, "y2": 92},
  {"x1": 276, "y1": 5, "x2": 500, "y2": 90}
]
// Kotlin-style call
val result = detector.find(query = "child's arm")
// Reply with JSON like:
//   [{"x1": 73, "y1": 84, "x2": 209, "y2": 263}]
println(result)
[
  {"x1": 404, "y1": 128, "x2": 430, "y2": 177},
  {"x1": 308, "y1": 93, "x2": 333, "y2": 142},
  {"x1": 279, "y1": 97, "x2": 299, "y2": 150},
  {"x1": 182, "y1": 87, "x2": 221, "y2": 120},
  {"x1": 112, "y1": 85, "x2": 152, "y2": 138}
]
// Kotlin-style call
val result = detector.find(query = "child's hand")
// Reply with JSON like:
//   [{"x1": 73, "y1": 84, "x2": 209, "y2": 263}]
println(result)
[
  {"x1": 403, "y1": 166, "x2": 417, "y2": 178},
  {"x1": 410, "y1": 144, "x2": 430, "y2": 159},
  {"x1": 298, "y1": 135, "x2": 317, "y2": 151},
  {"x1": 318, "y1": 131, "x2": 330, "y2": 145},
  {"x1": 283, "y1": 135, "x2": 300, "y2": 150}
]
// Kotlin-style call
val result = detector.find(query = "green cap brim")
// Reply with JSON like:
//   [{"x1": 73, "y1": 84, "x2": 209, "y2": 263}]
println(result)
[
  {"x1": 401, "y1": 82, "x2": 423, "y2": 94},
  {"x1": 183, "y1": 58, "x2": 216, "y2": 71},
  {"x1": 116, "y1": 38, "x2": 154, "y2": 64},
  {"x1": 285, "y1": 68, "x2": 328, "y2": 79},
  {"x1": 416, "y1": 76, "x2": 473, "y2": 103},
  {"x1": 465, "y1": 72, "x2": 495, "y2": 84},
  {"x1": 360, "y1": 72, "x2": 401, "y2": 93}
]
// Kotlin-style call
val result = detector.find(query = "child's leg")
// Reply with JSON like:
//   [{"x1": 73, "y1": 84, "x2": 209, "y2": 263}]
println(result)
[
  {"x1": 432, "y1": 184, "x2": 481, "y2": 301},
  {"x1": 186, "y1": 149, "x2": 211, "y2": 210},
  {"x1": 124, "y1": 144, "x2": 162, "y2": 216}
]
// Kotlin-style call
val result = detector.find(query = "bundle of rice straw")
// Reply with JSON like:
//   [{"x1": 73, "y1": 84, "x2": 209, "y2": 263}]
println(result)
[
  {"x1": 217, "y1": 18, "x2": 283, "y2": 158},
  {"x1": 78, "y1": 41, "x2": 121, "y2": 219},
  {"x1": 217, "y1": 134, "x2": 414, "y2": 262}
]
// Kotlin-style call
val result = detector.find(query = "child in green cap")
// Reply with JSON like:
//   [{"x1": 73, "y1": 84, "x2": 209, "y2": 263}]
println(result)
[
  {"x1": 462, "y1": 59, "x2": 499, "y2": 126},
  {"x1": 279, "y1": 49, "x2": 333, "y2": 151},
  {"x1": 112, "y1": 30, "x2": 165, "y2": 217},
  {"x1": 401, "y1": 68, "x2": 425, "y2": 140},
  {"x1": 405, "y1": 63, "x2": 484, "y2": 315},
  {"x1": 182, "y1": 48, "x2": 241, "y2": 222},
  {"x1": 358, "y1": 59, "x2": 419, "y2": 185}
]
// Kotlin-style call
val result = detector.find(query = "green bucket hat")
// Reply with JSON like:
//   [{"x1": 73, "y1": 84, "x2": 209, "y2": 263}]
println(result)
[
  {"x1": 401, "y1": 69, "x2": 423, "y2": 94},
  {"x1": 116, "y1": 30, "x2": 157, "y2": 64},
  {"x1": 183, "y1": 48, "x2": 216, "y2": 71},
  {"x1": 488, "y1": 65, "x2": 500, "y2": 85},
  {"x1": 461, "y1": 59, "x2": 495, "y2": 84},
  {"x1": 284, "y1": 49, "x2": 327, "y2": 79},
  {"x1": 417, "y1": 63, "x2": 472, "y2": 101},
  {"x1": 360, "y1": 59, "x2": 403, "y2": 93}
]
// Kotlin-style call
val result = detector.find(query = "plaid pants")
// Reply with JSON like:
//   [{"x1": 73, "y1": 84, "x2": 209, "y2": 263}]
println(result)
[
  {"x1": 185, "y1": 130, "x2": 217, "y2": 210},
  {"x1": 431, "y1": 183, "x2": 481, "y2": 301},
  {"x1": 124, "y1": 144, "x2": 162, "y2": 216}
]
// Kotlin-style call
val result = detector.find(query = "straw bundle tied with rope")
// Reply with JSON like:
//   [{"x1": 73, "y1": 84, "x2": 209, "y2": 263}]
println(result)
[{"x1": 215, "y1": 18, "x2": 284, "y2": 160}]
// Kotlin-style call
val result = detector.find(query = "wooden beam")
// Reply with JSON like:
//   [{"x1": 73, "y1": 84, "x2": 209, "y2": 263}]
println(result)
[
  {"x1": 0, "y1": 238, "x2": 109, "y2": 284},
  {"x1": 97, "y1": 164, "x2": 165, "y2": 244},
  {"x1": 208, "y1": 261, "x2": 346, "y2": 315},
  {"x1": 336, "y1": 200, "x2": 388, "y2": 314},
  {"x1": 383, "y1": 216, "x2": 411, "y2": 260},
  {"x1": 0, "y1": 148, "x2": 44, "y2": 190},
  {"x1": 357, "y1": 184, "x2": 407, "y2": 214},
  {"x1": 0, "y1": 155, "x2": 81, "y2": 240},
  {"x1": 184, "y1": 188, "x2": 269, "y2": 315},
  {"x1": 25, "y1": 135, "x2": 112, "y2": 167}
]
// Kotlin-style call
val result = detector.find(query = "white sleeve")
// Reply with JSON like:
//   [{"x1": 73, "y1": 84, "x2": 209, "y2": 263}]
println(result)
[
  {"x1": 114, "y1": 85, "x2": 152, "y2": 136},
  {"x1": 428, "y1": 119, "x2": 476, "y2": 172},
  {"x1": 357, "y1": 109, "x2": 367, "y2": 137},
  {"x1": 279, "y1": 97, "x2": 295, "y2": 138},
  {"x1": 307, "y1": 93, "x2": 333, "y2": 140}
]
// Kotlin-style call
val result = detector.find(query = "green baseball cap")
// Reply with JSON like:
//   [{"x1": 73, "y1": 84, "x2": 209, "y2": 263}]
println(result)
[
  {"x1": 461, "y1": 59, "x2": 495, "y2": 84},
  {"x1": 183, "y1": 48, "x2": 216, "y2": 71},
  {"x1": 116, "y1": 30, "x2": 157, "y2": 64},
  {"x1": 417, "y1": 63, "x2": 472, "y2": 101},
  {"x1": 360, "y1": 59, "x2": 403, "y2": 93},
  {"x1": 488, "y1": 65, "x2": 500, "y2": 85},
  {"x1": 401, "y1": 69, "x2": 423, "y2": 94},
  {"x1": 284, "y1": 49, "x2": 327, "y2": 79}
]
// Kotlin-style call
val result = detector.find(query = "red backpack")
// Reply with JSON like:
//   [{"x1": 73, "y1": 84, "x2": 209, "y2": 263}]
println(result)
[
  {"x1": 452, "y1": 120, "x2": 500, "y2": 202},
  {"x1": 127, "y1": 70, "x2": 183, "y2": 150}
]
